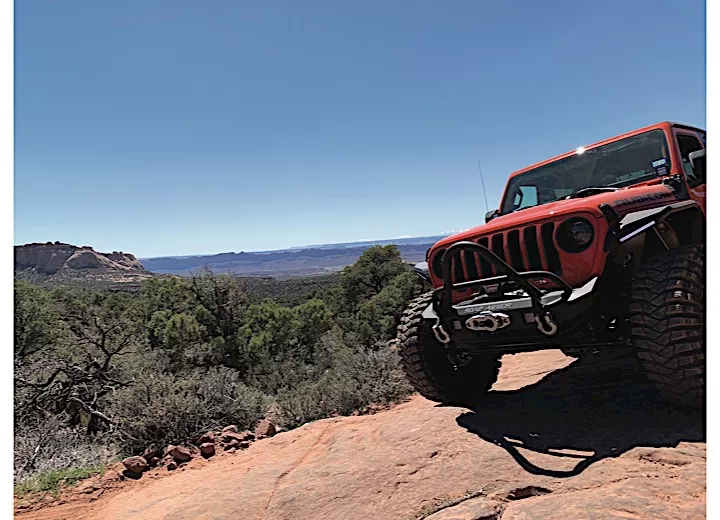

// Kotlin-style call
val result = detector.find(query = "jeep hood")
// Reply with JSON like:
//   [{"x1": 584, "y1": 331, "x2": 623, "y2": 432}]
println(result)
[{"x1": 433, "y1": 182, "x2": 676, "y2": 250}]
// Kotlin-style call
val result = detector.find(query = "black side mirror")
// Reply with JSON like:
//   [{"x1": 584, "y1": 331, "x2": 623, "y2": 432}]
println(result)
[
  {"x1": 689, "y1": 149, "x2": 706, "y2": 181},
  {"x1": 412, "y1": 261, "x2": 430, "y2": 283},
  {"x1": 485, "y1": 209, "x2": 499, "y2": 223}
]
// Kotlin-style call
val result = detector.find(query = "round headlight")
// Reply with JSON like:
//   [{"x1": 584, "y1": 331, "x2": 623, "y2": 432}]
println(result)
[{"x1": 557, "y1": 217, "x2": 594, "y2": 253}]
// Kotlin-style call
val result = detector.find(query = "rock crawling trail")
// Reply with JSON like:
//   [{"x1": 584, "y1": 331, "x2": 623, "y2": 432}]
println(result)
[{"x1": 16, "y1": 350, "x2": 705, "y2": 520}]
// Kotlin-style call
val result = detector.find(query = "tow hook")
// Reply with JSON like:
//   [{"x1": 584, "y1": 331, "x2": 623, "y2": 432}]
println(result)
[
  {"x1": 535, "y1": 312, "x2": 558, "y2": 336},
  {"x1": 466, "y1": 311, "x2": 511, "y2": 333},
  {"x1": 432, "y1": 321, "x2": 451, "y2": 344}
]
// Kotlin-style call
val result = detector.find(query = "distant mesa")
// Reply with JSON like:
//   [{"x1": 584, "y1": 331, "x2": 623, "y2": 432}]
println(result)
[
  {"x1": 14, "y1": 234, "x2": 450, "y2": 281},
  {"x1": 137, "y1": 234, "x2": 449, "y2": 277},
  {"x1": 14, "y1": 242, "x2": 147, "y2": 275}
]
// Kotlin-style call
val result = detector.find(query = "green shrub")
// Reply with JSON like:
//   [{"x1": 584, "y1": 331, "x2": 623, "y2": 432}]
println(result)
[
  {"x1": 14, "y1": 246, "x2": 424, "y2": 488},
  {"x1": 272, "y1": 346, "x2": 413, "y2": 429},
  {"x1": 15, "y1": 465, "x2": 104, "y2": 497},
  {"x1": 14, "y1": 414, "x2": 115, "y2": 484},
  {"x1": 107, "y1": 366, "x2": 270, "y2": 453}
]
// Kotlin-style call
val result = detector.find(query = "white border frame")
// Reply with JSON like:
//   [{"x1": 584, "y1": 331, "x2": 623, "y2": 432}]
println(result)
[
  {"x1": 4, "y1": 0, "x2": 712, "y2": 515},
  {"x1": 706, "y1": 0, "x2": 716, "y2": 517}
]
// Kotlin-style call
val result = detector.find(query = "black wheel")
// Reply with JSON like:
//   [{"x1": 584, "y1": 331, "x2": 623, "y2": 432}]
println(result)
[
  {"x1": 629, "y1": 245, "x2": 705, "y2": 407},
  {"x1": 396, "y1": 292, "x2": 501, "y2": 405}
]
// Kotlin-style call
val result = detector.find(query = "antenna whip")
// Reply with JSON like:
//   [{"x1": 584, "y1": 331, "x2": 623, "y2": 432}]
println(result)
[{"x1": 477, "y1": 158, "x2": 490, "y2": 213}]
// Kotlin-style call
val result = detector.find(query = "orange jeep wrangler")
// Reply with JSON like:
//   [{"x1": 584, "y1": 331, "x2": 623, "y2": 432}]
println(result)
[{"x1": 396, "y1": 121, "x2": 705, "y2": 408}]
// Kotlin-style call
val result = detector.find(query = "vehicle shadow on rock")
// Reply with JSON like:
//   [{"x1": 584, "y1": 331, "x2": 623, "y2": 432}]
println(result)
[{"x1": 455, "y1": 354, "x2": 705, "y2": 478}]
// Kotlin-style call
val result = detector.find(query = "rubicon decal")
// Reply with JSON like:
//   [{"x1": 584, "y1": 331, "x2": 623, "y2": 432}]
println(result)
[{"x1": 610, "y1": 191, "x2": 673, "y2": 208}]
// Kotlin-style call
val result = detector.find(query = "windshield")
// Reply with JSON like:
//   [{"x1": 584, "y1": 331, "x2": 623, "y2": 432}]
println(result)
[{"x1": 499, "y1": 129, "x2": 671, "y2": 215}]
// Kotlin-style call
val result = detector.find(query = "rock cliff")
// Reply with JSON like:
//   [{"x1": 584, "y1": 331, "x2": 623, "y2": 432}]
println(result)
[{"x1": 14, "y1": 242, "x2": 146, "y2": 275}]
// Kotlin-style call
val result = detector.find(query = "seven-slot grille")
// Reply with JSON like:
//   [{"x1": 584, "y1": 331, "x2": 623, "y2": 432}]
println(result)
[{"x1": 433, "y1": 223, "x2": 563, "y2": 283}]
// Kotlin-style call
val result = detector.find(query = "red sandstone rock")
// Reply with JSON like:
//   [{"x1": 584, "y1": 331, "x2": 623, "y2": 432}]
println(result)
[{"x1": 14, "y1": 351, "x2": 706, "y2": 520}]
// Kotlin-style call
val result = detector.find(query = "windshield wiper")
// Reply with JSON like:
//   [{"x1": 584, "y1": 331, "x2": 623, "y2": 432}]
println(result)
[{"x1": 563, "y1": 186, "x2": 619, "y2": 200}]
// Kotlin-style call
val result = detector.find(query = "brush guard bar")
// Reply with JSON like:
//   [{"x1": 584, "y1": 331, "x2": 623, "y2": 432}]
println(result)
[{"x1": 427, "y1": 241, "x2": 596, "y2": 348}]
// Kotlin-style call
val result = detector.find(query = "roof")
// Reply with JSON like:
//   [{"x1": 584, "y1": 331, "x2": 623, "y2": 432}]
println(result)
[{"x1": 507, "y1": 121, "x2": 704, "y2": 180}]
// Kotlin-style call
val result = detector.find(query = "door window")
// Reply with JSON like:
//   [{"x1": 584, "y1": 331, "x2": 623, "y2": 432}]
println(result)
[{"x1": 676, "y1": 133, "x2": 704, "y2": 187}]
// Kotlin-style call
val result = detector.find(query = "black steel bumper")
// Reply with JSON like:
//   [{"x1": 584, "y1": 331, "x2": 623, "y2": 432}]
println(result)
[{"x1": 422, "y1": 241, "x2": 599, "y2": 348}]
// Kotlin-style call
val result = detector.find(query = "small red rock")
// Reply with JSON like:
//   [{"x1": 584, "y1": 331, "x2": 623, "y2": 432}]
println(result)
[
  {"x1": 224, "y1": 439, "x2": 240, "y2": 451},
  {"x1": 170, "y1": 445, "x2": 193, "y2": 462},
  {"x1": 76, "y1": 480, "x2": 99, "y2": 494},
  {"x1": 100, "y1": 470, "x2": 122, "y2": 484},
  {"x1": 196, "y1": 432, "x2": 216, "y2": 445},
  {"x1": 239, "y1": 441, "x2": 250, "y2": 450},
  {"x1": 239, "y1": 430, "x2": 256, "y2": 442},
  {"x1": 221, "y1": 431, "x2": 242, "y2": 443},
  {"x1": 122, "y1": 456, "x2": 148, "y2": 475},
  {"x1": 167, "y1": 461, "x2": 177, "y2": 471},
  {"x1": 222, "y1": 425, "x2": 238, "y2": 434},
  {"x1": 142, "y1": 446, "x2": 162, "y2": 461},
  {"x1": 255, "y1": 419, "x2": 277, "y2": 439},
  {"x1": 200, "y1": 443, "x2": 216, "y2": 457}
]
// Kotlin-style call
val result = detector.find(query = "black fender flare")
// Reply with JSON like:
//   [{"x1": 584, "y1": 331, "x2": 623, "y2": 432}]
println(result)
[{"x1": 602, "y1": 200, "x2": 704, "y2": 266}]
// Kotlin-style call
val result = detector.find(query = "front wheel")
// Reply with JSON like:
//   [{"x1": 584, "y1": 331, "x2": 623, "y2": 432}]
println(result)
[
  {"x1": 396, "y1": 292, "x2": 502, "y2": 406},
  {"x1": 629, "y1": 245, "x2": 705, "y2": 408}
]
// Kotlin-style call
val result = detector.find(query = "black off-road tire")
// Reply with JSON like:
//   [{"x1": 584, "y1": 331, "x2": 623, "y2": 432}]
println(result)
[
  {"x1": 629, "y1": 245, "x2": 705, "y2": 408},
  {"x1": 396, "y1": 291, "x2": 502, "y2": 405}
]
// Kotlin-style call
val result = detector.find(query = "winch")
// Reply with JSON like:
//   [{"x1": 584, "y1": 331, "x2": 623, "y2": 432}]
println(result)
[{"x1": 465, "y1": 311, "x2": 511, "y2": 332}]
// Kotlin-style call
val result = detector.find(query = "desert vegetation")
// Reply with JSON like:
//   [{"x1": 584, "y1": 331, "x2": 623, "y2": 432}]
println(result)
[{"x1": 14, "y1": 245, "x2": 427, "y2": 492}]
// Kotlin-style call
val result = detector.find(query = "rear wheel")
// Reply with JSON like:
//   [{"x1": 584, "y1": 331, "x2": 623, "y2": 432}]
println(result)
[
  {"x1": 629, "y1": 245, "x2": 705, "y2": 408},
  {"x1": 396, "y1": 292, "x2": 501, "y2": 405}
]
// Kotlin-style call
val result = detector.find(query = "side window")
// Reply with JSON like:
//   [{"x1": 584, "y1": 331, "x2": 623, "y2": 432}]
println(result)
[
  {"x1": 676, "y1": 133, "x2": 704, "y2": 187},
  {"x1": 512, "y1": 186, "x2": 538, "y2": 210}
]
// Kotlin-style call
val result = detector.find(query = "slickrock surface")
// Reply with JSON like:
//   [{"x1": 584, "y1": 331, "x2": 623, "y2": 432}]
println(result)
[{"x1": 17, "y1": 350, "x2": 704, "y2": 520}]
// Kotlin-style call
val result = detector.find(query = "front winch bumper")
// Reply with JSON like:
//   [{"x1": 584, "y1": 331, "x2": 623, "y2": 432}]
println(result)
[{"x1": 424, "y1": 241, "x2": 598, "y2": 345}]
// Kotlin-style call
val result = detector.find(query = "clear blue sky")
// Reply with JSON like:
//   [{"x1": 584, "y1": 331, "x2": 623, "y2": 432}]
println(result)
[{"x1": 14, "y1": 0, "x2": 705, "y2": 258}]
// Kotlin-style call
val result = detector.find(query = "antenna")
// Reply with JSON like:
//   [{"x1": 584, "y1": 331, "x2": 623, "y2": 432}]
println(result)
[{"x1": 477, "y1": 158, "x2": 490, "y2": 214}]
